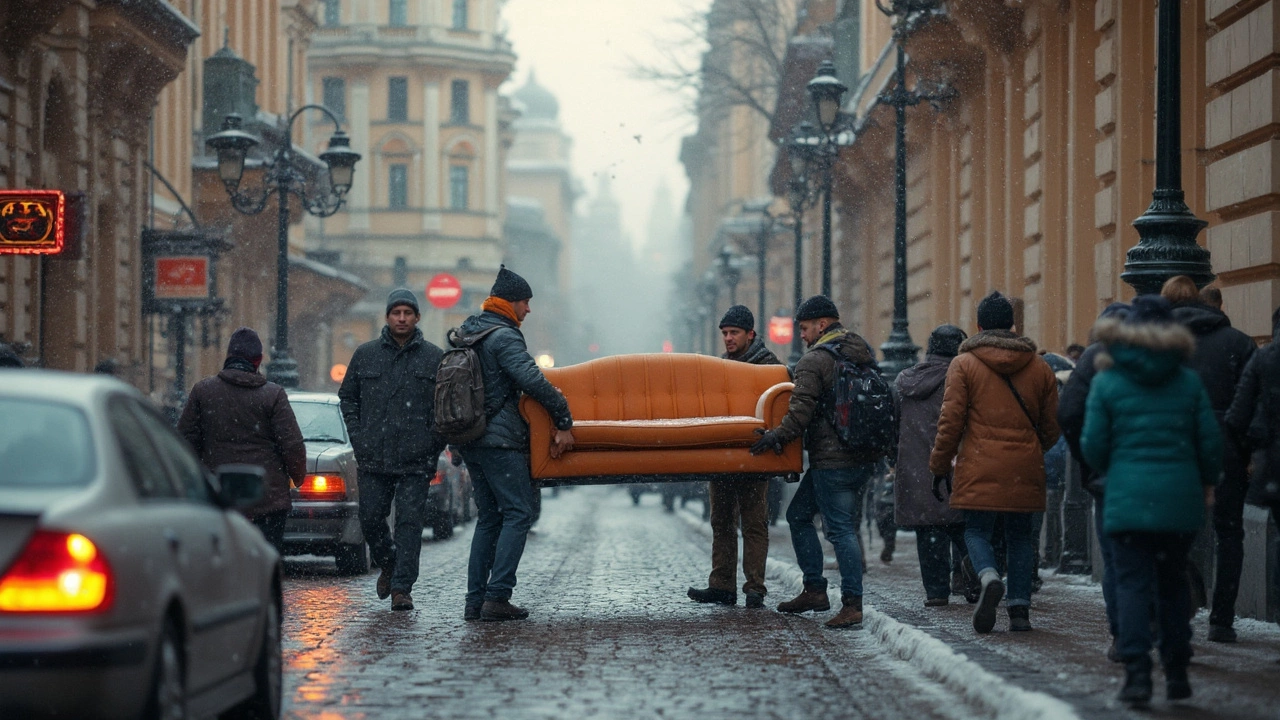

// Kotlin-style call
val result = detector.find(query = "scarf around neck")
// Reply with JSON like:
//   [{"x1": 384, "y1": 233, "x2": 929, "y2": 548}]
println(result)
[{"x1": 482, "y1": 296, "x2": 522, "y2": 327}]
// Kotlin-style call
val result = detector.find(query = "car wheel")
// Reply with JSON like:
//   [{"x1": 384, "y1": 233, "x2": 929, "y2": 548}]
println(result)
[
  {"x1": 223, "y1": 600, "x2": 282, "y2": 720},
  {"x1": 335, "y1": 542, "x2": 370, "y2": 575},
  {"x1": 145, "y1": 617, "x2": 185, "y2": 720}
]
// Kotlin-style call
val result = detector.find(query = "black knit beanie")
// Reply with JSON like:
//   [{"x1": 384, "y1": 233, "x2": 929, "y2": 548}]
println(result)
[
  {"x1": 794, "y1": 295, "x2": 839, "y2": 322},
  {"x1": 227, "y1": 327, "x2": 263, "y2": 360},
  {"x1": 976, "y1": 290, "x2": 1014, "y2": 330},
  {"x1": 926, "y1": 324, "x2": 967, "y2": 358},
  {"x1": 718, "y1": 305, "x2": 755, "y2": 332},
  {"x1": 386, "y1": 288, "x2": 420, "y2": 315},
  {"x1": 491, "y1": 265, "x2": 533, "y2": 302},
  {"x1": 1125, "y1": 295, "x2": 1174, "y2": 325}
]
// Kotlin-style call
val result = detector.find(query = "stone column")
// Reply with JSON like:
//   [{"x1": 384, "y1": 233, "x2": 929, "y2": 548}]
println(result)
[
  {"x1": 349, "y1": 79, "x2": 371, "y2": 230},
  {"x1": 484, "y1": 86, "x2": 499, "y2": 237}
]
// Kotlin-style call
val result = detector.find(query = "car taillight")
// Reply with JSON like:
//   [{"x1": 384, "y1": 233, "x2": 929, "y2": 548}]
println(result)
[
  {"x1": 298, "y1": 474, "x2": 347, "y2": 500},
  {"x1": 431, "y1": 472, "x2": 444, "y2": 486},
  {"x1": 0, "y1": 530, "x2": 112, "y2": 613}
]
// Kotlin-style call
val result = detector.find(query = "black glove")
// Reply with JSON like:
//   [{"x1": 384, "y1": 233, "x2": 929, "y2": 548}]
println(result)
[
  {"x1": 931, "y1": 474, "x2": 953, "y2": 503},
  {"x1": 750, "y1": 428, "x2": 784, "y2": 456}
]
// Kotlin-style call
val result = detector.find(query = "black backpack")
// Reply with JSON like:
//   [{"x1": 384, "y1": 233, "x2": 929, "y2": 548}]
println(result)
[
  {"x1": 816, "y1": 343, "x2": 897, "y2": 458},
  {"x1": 433, "y1": 326, "x2": 501, "y2": 444}
]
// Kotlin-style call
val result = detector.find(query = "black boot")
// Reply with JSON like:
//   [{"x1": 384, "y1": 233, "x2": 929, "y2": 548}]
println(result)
[
  {"x1": 687, "y1": 587, "x2": 736, "y2": 605},
  {"x1": 1007, "y1": 605, "x2": 1032, "y2": 632},
  {"x1": 1164, "y1": 656, "x2": 1192, "y2": 701},
  {"x1": 1118, "y1": 655, "x2": 1153, "y2": 707}
]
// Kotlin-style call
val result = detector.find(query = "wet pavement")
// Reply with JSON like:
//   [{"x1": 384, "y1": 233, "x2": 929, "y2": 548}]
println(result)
[{"x1": 279, "y1": 486, "x2": 979, "y2": 719}]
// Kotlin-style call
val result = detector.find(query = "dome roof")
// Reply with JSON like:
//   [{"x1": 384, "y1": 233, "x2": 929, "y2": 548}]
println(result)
[{"x1": 513, "y1": 71, "x2": 559, "y2": 120}]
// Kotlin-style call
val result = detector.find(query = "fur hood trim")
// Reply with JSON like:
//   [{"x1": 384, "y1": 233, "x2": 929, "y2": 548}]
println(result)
[
  {"x1": 958, "y1": 329, "x2": 1037, "y2": 355},
  {"x1": 1091, "y1": 317, "x2": 1195, "y2": 371}
]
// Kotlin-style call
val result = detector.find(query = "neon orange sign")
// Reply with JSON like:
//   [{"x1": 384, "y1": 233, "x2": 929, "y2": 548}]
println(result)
[{"x1": 0, "y1": 190, "x2": 65, "y2": 255}]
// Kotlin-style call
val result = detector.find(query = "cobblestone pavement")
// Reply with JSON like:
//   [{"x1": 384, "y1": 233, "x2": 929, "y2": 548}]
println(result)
[{"x1": 280, "y1": 487, "x2": 979, "y2": 719}]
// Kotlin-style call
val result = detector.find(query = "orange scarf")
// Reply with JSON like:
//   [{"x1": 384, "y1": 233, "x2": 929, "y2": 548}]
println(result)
[{"x1": 482, "y1": 296, "x2": 521, "y2": 327}]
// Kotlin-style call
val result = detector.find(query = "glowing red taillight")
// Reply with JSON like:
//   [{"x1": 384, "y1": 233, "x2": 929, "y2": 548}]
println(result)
[
  {"x1": 0, "y1": 530, "x2": 112, "y2": 613},
  {"x1": 298, "y1": 474, "x2": 347, "y2": 500},
  {"x1": 430, "y1": 472, "x2": 444, "y2": 486}
]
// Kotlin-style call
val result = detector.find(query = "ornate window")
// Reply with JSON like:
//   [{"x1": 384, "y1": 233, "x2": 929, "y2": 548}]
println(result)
[
  {"x1": 322, "y1": 77, "x2": 345, "y2": 121},
  {"x1": 450, "y1": 80, "x2": 469, "y2": 124},
  {"x1": 389, "y1": 0, "x2": 407, "y2": 26},
  {"x1": 449, "y1": 166, "x2": 469, "y2": 210},
  {"x1": 452, "y1": 0, "x2": 468, "y2": 29},
  {"x1": 388, "y1": 77, "x2": 408, "y2": 122},
  {"x1": 388, "y1": 164, "x2": 408, "y2": 209}
]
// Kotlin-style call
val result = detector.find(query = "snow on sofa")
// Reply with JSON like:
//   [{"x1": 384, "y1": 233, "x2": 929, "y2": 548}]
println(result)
[{"x1": 519, "y1": 353, "x2": 801, "y2": 484}]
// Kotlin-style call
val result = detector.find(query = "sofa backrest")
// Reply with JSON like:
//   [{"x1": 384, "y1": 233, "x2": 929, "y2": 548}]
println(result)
[{"x1": 541, "y1": 353, "x2": 790, "y2": 421}]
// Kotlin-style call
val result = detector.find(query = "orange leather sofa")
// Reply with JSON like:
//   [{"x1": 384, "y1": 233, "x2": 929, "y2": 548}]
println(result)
[{"x1": 519, "y1": 354, "x2": 801, "y2": 483}]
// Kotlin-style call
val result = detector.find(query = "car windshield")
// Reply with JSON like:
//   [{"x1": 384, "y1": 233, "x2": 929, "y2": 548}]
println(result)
[
  {"x1": 0, "y1": 398, "x2": 96, "y2": 487},
  {"x1": 293, "y1": 401, "x2": 348, "y2": 443}
]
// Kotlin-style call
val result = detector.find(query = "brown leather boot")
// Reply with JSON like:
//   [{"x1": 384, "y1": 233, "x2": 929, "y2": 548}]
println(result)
[
  {"x1": 825, "y1": 594, "x2": 863, "y2": 628},
  {"x1": 776, "y1": 584, "x2": 830, "y2": 613}
]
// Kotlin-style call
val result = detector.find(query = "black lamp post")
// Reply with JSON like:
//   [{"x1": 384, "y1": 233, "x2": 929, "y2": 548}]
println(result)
[
  {"x1": 205, "y1": 108, "x2": 360, "y2": 387},
  {"x1": 718, "y1": 244, "x2": 742, "y2": 306},
  {"x1": 698, "y1": 271, "x2": 720, "y2": 354},
  {"x1": 742, "y1": 199, "x2": 780, "y2": 339},
  {"x1": 805, "y1": 61, "x2": 849, "y2": 299},
  {"x1": 875, "y1": 0, "x2": 954, "y2": 380},
  {"x1": 786, "y1": 122, "x2": 821, "y2": 365},
  {"x1": 1122, "y1": 0, "x2": 1213, "y2": 293}
]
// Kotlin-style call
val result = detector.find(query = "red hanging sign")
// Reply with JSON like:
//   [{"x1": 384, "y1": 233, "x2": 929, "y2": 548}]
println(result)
[
  {"x1": 0, "y1": 190, "x2": 65, "y2": 255},
  {"x1": 426, "y1": 273, "x2": 463, "y2": 309},
  {"x1": 768, "y1": 316, "x2": 793, "y2": 345},
  {"x1": 154, "y1": 256, "x2": 211, "y2": 299}
]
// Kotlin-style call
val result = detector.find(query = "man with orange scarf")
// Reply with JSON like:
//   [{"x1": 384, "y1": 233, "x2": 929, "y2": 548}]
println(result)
[{"x1": 455, "y1": 266, "x2": 574, "y2": 621}]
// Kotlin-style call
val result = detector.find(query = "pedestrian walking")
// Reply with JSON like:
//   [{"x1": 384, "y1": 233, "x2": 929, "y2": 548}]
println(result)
[
  {"x1": 338, "y1": 289, "x2": 446, "y2": 611},
  {"x1": 894, "y1": 324, "x2": 978, "y2": 607},
  {"x1": 688, "y1": 305, "x2": 781, "y2": 609},
  {"x1": 453, "y1": 266, "x2": 574, "y2": 622},
  {"x1": 750, "y1": 295, "x2": 889, "y2": 629},
  {"x1": 1225, "y1": 305, "x2": 1280, "y2": 640},
  {"x1": 929, "y1": 291, "x2": 1060, "y2": 634},
  {"x1": 178, "y1": 327, "x2": 306, "y2": 555},
  {"x1": 1080, "y1": 295, "x2": 1222, "y2": 706},
  {"x1": 1161, "y1": 275, "x2": 1255, "y2": 643},
  {"x1": 1057, "y1": 301, "x2": 1131, "y2": 661}
]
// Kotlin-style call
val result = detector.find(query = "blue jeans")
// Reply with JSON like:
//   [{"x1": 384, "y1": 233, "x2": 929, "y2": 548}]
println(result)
[
  {"x1": 964, "y1": 510, "x2": 1035, "y2": 607},
  {"x1": 785, "y1": 464, "x2": 873, "y2": 597},
  {"x1": 1110, "y1": 532, "x2": 1194, "y2": 665},
  {"x1": 462, "y1": 447, "x2": 536, "y2": 604},
  {"x1": 357, "y1": 471, "x2": 429, "y2": 593},
  {"x1": 1094, "y1": 495, "x2": 1120, "y2": 638}
]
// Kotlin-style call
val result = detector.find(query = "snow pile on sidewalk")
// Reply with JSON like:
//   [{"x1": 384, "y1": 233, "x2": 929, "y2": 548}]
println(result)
[{"x1": 681, "y1": 509, "x2": 1081, "y2": 720}]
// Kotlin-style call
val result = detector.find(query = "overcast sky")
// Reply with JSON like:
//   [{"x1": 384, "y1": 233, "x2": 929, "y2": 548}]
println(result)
[{"x1": 502, "y1": 0, "x2": 709, "y2": 249}]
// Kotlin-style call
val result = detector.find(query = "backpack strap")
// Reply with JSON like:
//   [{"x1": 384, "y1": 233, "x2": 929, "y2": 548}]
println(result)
[
  {"x1": 449, "y1": 325, "x2": 502, "y2": 349},
  {"x1": 1000, "y1": 373, "x2": 1039, "y2": 433}
]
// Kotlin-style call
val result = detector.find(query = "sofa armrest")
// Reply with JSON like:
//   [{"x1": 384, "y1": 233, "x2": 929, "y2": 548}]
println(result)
[
  {"x1": 755, "y1": 382, "x2": 794, "y2": 428},
  {"x1": 519, "y1": 396, "x2": 555, "y2": 475}
]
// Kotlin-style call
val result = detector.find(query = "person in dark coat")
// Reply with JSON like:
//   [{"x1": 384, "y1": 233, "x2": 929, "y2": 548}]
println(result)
[
  {"x1": 338, "y1": 289, "x2": 446, "y2": 611},
  {"x1": 751, "y1": 295, "x2": 880, "y2": 629},
  {"x1": 894, "y1": 324, "x2": 977, "y2": 606},
  {"x1": 688, "y1": 305, "x2": 781, "y2": 609},
  {"x1": 0, "y1": 343, "x2": 23, "y2": 368},
  {"x1": 179, "y1": 327, "x2": 306, "y2": 555},
  {"x1": 455, "y1": 266, "x2": 573, "y2": 622},
  {"x1": 1161, "y1": 275, "x2": 1255, "y2": 642},
  {"x1": 1081, "y1": 295, "x2": 1222, "y2": 706}
]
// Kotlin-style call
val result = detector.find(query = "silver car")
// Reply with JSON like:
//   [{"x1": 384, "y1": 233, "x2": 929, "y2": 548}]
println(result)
[
  {"x1": 0, "y1": 371, "x2": 282, "y2": 720},
  {"x1": 284, "y1": 392, "x2": 367, "y2": 574}
]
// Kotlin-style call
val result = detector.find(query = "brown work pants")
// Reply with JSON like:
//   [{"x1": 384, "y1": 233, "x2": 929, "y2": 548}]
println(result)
[{"x1": 708, "y1": 479, "x2": 769, "y2": 595}]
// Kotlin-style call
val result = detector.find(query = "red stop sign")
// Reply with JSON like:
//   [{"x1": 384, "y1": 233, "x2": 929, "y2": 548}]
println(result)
[
  {"x1": 426, "y1": 273, "x2": 462, "y2": 309},
  {"x1": 768, "y1": 316, "x2": 793, "y2": 345}
]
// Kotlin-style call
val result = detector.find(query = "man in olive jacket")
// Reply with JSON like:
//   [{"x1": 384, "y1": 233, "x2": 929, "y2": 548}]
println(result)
[
  {"x1": 751, "y1": 295, "x2": 879, "y2": 629},
  {"x1": 179, "y1": 327, "x2": 306, "y2": 555},
  {"x1": 339, "y1": 289, "x2": 445, "y2": 611},
  {"x1": 456, "y1": 266, "x2": 573, "y2": 622}
]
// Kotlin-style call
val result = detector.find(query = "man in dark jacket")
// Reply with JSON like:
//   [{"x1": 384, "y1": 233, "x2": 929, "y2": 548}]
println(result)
[
  {"x1": 688, "y1": 305, "x2": 781, "y2": 609},
  {"x1": 1163, "y1": 276, "x2": 1256, "y2": 642},
  {"x1": 456, "y1": 266, "x2": 573, "y2": 622},
  {"x1": 894, "y1": 324, "x2": 973, "y2": 606},
  {"x1": 751, "y1": 295, "x2": 879, "y2": 628},
  {"x1": 338, "y1": 289, "x2": 445, "y2": 611},
  {"x1": 179, "y1": 327, "x2": 306, "y2": 555}
]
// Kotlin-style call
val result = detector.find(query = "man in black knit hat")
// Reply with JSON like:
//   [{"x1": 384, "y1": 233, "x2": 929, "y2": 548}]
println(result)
[
  {"x1": 688, "y1": 305, "x2": 781, "y2": 609},
  {"x1": 339, "y1": 289, "x2": 446, "y2": 610}
]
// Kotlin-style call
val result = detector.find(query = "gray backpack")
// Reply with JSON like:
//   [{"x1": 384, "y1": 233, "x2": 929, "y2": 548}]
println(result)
[{"x1": 433, "y1": 326, "x2": 501, "y2": 444}]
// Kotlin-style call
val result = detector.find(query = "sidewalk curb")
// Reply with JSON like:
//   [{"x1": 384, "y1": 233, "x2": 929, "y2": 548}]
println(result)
[{"x1": 677, "y1": 507, "x2": 1081, "y2": 720}]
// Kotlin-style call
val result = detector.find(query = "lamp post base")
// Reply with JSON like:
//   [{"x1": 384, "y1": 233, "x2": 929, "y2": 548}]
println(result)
[
  {"x1": 879, "y1": 325, "x2": 919, "y2": 381},
  {"x1": 1123, "y1": 190, "x2": 1213, "y2": 295},
  {"x1": 265, "y1": 353, "x2": 300, "y2": 389}
]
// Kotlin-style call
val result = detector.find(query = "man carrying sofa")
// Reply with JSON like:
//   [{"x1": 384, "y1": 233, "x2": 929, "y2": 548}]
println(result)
[
  {"x1": 688, "y1": 305, "x2": 783, "y2": 609},
  {"x1": 750, "y1": 295, "x2": 881, "y2": 628}
]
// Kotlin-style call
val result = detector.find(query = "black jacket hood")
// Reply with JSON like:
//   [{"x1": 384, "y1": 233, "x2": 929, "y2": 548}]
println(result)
[{"x1": 1172, "y1": 303, "x2": 1231, "y2": 338}]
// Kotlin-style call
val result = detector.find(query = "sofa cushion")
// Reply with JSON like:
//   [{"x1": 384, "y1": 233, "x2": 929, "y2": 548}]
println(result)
[{"x1": 571, "y1": 416, "x2": 765, "y2": 450}]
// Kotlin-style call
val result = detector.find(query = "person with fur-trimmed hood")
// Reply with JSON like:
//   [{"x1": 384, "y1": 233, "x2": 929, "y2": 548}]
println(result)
[
  {"x1": 1081, "y1": 295, "x2": 1222, "y2": 707},
  {"x1": 929, "y1": 291, "x2": 1060, "y2": 634}
]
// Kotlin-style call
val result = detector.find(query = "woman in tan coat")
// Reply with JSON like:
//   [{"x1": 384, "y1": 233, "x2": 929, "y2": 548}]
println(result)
[{"x1": 929, "y1": 292, "x2": 1060, "y2": 634}]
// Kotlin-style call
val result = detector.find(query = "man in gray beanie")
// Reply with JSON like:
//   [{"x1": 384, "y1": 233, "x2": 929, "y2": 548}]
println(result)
[
  {"x1": 339, "y1": 289, "x2": 446, "y2": 610},
  {"x1": 688, "y1": 305, "x2": 781, "y2": 609}
]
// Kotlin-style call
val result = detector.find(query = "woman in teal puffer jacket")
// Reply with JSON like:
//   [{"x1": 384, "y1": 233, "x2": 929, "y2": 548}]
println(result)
[{"x1": 1081, "y1": 295, "x2": 1222, "y2": 708}]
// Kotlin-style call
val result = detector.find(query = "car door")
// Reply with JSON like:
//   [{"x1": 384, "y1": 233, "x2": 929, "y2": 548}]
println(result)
[
  {"x1": 126, "y1": 401, "x2": 261, "y2": 689},
  {"x1": 106, "y1": 398, "x2": 231, "y2": 694}
]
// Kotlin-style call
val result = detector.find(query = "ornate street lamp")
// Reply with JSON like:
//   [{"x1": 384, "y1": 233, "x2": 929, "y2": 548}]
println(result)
[
  {"x1": 718, "y1": 243, "x2": 743, "y2": 305},
  {"x1": 786, "y1": 121, "x2": 821, "y2": 365},
  {"x1": 206, "y1": 107, "x2": 361, "y2": 387},
  {"x1": 805, "y1": 61, "x2": 850, "y2": 300},
  {"x1": 1122, "y1": 0, "x2": 1213, "y2": 293},
  {"x1": 742, "y1": 198, "x2": 781, "y2": 339}
]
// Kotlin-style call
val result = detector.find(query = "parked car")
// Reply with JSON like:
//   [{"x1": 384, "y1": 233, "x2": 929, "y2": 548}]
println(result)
[
  {"x1": 283, "y1": 391, "x2": 368, "y2": 573},
  {"x1": 0, "y1": 371, "x2": 282, "y2": 720},
  {"x1": 430, "y1": 447, "x2": 473, "y2": 539}
]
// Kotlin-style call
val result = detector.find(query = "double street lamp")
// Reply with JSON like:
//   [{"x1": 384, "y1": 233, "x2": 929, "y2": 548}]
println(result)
[{"x1": 205, "y1": 107, "x2": 361, "y2": 387}]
